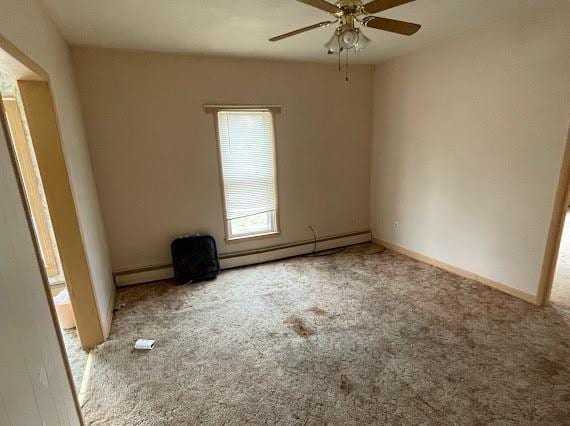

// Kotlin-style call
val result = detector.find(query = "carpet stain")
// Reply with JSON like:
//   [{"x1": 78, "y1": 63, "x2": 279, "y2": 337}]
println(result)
[
  {"x1": 541, "y1": 357, "x2": 563, "y2": 377},
  {"x1": 340, "y1": 374, "x2": 353, "y2": 395},
  {"x1": 285, "y1": 315, "x2": 315, "y2": 337},
  {"x1": 307, "y1": 306, "x2": 328, "y2": 316}
]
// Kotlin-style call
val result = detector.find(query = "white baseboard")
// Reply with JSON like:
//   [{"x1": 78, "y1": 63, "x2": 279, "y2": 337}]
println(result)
[
  {"x1": 374, "y1": 238, "x2": 538, "y2": 304},
  {"x1": 115, "y1": 267, "x2": 173, "y2": 287},
  {"x1": 114, "y1": 231, "x2": 371, "y2": 287}
]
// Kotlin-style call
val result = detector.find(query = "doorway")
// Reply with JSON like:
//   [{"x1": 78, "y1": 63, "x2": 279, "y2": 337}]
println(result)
[
  {"x1": 0, "y1": 69, "x2": 89, "y2": 392},
  {"x1": 0, "y1": 41, "x2": 111, "y2": 413}
]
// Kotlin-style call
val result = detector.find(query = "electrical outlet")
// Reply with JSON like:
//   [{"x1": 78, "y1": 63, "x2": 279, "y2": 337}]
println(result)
[{"x1": 393, "y1": 221, "x2": 399, "y2": 231}]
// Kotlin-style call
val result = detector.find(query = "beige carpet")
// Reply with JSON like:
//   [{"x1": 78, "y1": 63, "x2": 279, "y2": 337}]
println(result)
[{"x1": 82, "y1": 244, "x2": 570, "y2": 425}]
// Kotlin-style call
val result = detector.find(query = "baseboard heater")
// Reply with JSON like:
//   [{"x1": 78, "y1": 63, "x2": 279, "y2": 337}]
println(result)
[{"x1": 113, "y1": 230, "x2": 371, "y2": 287}]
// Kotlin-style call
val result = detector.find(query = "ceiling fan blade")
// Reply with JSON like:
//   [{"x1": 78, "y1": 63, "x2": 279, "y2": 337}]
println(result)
[
  {"x1": 363, "y1": 0, "x2": 415, "y2": 14},
  {"x1": 269, "y1": 21, "x2": 334, "y2": 42},
  {"x1": 364, "y1": 16, "x2": 421, "y2": 35},
  {"x1": 296, "y1": 0, "x2": 341, "y2": 14}
]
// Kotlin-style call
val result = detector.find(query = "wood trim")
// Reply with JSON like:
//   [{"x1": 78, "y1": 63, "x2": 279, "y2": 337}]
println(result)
[
  {"x1": 0, "y1": 89, "x2": 84, "y2": 425},
  {"x1": 102, "y1": 289, "x2": 116, "y2": 339},
  {"x1": 2, "y1": 98, "x2": 61, "y2": 278},
  {"x1": 0, "y1": 32, "x2": 47, "y2": 80},
  {"x1": 270, "y1": 110, "x2": 282, "y2": 236},
  {"x1": 226, "y1": 230, "x2": 281, "y2": 244},
  {"x1": 204, "y1": 104, "x2": 282, "y2": 113},
  {"x1": 78, "y1": 351, "x2": 94, "y2": 406},
  {"x1": 211, "y1": 108, "x2": 281, "y2": 242},
  {"x1": 212, "y1": 111, "x2": 232, "y2": 240},
  {"x1": 374, "y1": 238, "x2": 538, "y2": 304},
  {"x1": 536, "y1": 121, "x2": 570, "y2": 306},
  {"x1": 18, "y1": 81, "x2": 105, "y2": 349}
]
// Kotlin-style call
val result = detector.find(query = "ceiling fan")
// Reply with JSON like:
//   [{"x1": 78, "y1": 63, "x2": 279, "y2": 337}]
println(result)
[{"x1": 269, "y1": 0, "x2": 421, "y2": 78}]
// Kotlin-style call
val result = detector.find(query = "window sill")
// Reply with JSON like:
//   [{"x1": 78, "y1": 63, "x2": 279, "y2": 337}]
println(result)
[{"x1": 226, "y1": 231, "x2": 280, "y2": 243}]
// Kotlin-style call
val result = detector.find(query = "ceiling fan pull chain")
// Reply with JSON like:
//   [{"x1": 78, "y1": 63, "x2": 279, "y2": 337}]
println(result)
[{"x1": 345, "y1": 48, "x2": 349, "y2": 82}]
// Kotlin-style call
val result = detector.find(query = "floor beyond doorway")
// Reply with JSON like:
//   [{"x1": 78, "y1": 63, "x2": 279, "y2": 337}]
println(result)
[
  {"x1": 62, "y1": 328, "x2": 88, "y2": 390},
  {"x1": 552, "y1": 210, "x2": 570, "y2": 309},
  {"x1": 82, "y1": 243, "x2": 570, "y2": 424}
]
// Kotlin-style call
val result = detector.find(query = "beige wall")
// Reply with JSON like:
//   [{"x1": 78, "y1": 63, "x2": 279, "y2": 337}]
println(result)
[
  {"x1": 71, "y1": 48, "x2": 373, "y2": 272},
  {"x1": 0, "y1": 0, "x2": 115, "y2": 333},
  {"x1": 370, "y1": 5, "x2": 570, "y2": 297}
]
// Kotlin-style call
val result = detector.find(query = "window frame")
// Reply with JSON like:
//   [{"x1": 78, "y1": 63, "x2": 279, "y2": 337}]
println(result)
[{"x1": 211, "y1": 106, "x2": 281, "y2": 242}]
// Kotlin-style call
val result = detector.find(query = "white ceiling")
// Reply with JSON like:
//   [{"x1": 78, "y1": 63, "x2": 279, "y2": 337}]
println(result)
[{"x1": 40, "y1": 0, "x2": 548, "y2": 64}]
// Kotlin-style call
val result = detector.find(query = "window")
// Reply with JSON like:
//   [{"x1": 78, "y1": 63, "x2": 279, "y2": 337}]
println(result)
[{"x1": 215, "y1": 109, "x2": 279, "y2": 240}]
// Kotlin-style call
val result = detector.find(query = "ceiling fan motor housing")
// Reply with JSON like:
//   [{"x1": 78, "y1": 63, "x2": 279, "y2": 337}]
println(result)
[
  {"x1": 335, "y1": 0, "x2": 364, "y2": 9},
  {"x1": 335, "y1": 0, "x2": 364, "y2": 19}
]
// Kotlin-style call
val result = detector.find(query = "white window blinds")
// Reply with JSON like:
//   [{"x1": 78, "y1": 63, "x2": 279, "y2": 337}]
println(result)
[{"x1": 217, "y1": 110, "x2": 278, "y2": 223}]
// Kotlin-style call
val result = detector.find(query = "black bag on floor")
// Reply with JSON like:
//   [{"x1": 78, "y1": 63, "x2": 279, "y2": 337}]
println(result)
[{"x1": 171, "y1": 234, "x2": 220, "y2": 284}]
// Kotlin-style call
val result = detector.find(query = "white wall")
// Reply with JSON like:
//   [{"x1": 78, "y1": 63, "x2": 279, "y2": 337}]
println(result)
[
  {"x1": 0, "y1": 0, "x2": 115, "y2": 331},
  {"x1": 370, "y1": 5, "x2": 570, "y2": 297},
  {"x1": 71, "y1": 48, "x2": 373, "y2": 272}
]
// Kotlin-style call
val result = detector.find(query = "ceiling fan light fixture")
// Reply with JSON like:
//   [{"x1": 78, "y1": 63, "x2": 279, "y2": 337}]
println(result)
[
  {"x1": 339, "y1": 27, "x2": 359, "y2": 49},
  {"x1": 355, "y1": 29, "x2": 371, "y2": 51},
  {"x1": 324, "y1": 31, "x2": 341, "y2": 54}
]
